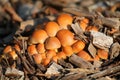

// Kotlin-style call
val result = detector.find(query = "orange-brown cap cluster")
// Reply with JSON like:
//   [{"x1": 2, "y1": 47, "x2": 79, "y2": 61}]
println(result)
[
  {"x1": 26, "y1": 13, "x2": 103, "y2": 66},
  {"x1": 3, "y1": 13, "x2": 107, "y2": 67},
  {"x1": 3, "y1": 44, "x2": 21, "y2": 60}
]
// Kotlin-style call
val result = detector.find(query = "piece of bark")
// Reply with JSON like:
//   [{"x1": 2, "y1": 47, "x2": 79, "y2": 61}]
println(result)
[
  {"x1": 109, "y1": 42, "x2": 120, "y2": 59},
  {"x1": 88, "y1": 42, "x2": 97, "y2": 58},
  {"x1": 71, "y1": 22, "x2": 88, "y2": 43},
  {"x1": 58, "y1": 59, "x2": 73, "y2": 69},
  {"x1": 60, "y1": 71, "x2": 86, "y2": 80},
  {"x1": 91, "y1": 31, "x2": 113, "y2": 49},
  {"x1": 87, "y1": 65, "x2": 120, "y2": 78},
  {"x1": 45, "y1": 62, "x2": 63, "y2": 78},
  {"x1": 63, "y1": 8, "x2": 94, "y2": 18},
  {"x1": 16, "y1": 18, "x2": 49, "y2": 34},
  {"x1": 5, "y1": 67, "x2": 24, "y2": 79},
  {"x1": 69, "y1": 54, "x2": 93, "y2": 69}
]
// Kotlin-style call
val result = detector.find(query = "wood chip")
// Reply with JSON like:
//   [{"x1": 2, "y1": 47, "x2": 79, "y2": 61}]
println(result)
[
  {"x1": 91, "y1": 31, "x2": 113, "y2": 49},
  {"x1": 88, "y1": 42, "x2": 97, "y2": 58},
  {"x1": 69, "y1": 54, "x2": 93, "y2": 69},
  {"x1": 109, "y1": 42, "x2": 120, "y2": 59}
]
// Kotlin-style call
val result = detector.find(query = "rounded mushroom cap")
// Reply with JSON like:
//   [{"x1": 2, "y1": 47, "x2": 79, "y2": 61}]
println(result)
[
  {"x1": 3, "y1": 45, "x2": 12, "y2": 54},
  {"x1": 42, "y1": 58, "x2": 51, "y2": 66},
  {"x1": 29, "y1": 29, "x2": 48, "y2": 45},
  {"x1": 36, "y1": 43, "x2": 45, "y2": 54},
  {"x1": 62, "y1": 46, "x2": 73, "y2": 57},
  {"x1": 46, "y1": 50, "x2": 56, "y2": 59},
  {"x1": 44, "y1": 21, "x2": 60, "y2": 37},
  {"x1": 72, "y1": 40, "x2": 85, "y2": 53},
  {"x1": 77, "y1": 50, "x2": 92, "y2": 61},
  {"x1": 9, "y1": 50, "x2": 18, "y2": 60},
  {"x1": 97, "y1": 49, "x2": 108, "y2": 60},
  {"x1": 56, "y1": 29, "x2": 74, "y2": 47},
  {"x1": 57, "y1": 13, "x2": 73, "y2": 29},
  {"x1": 57, "y1": 51, "x2": 66, "y2": 59},
  {"x1": 45, "y1": 37, "x2": 61, "y2": 50},
  {"x1": 27, "y1": 45, "x2": 38, "y2": 55},
  {"x1": 14, "y1": 44, "x2": 21, "y2": 52},
  {"x1": 33, "y1": 54, "x2": 42, "y2": 64}
]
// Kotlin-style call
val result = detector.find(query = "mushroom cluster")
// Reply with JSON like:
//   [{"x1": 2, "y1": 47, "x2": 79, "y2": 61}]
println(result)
[
  {"x1": 26, "y1": 13, "x2": 88, "y2": 66},
  {"x1": 2, "y1": 13, "x2": 108, "y2": 67}
]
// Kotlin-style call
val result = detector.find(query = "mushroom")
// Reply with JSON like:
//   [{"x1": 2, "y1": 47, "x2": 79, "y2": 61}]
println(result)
[
  {"x1": 79, "y1": 18, "x2": 89, "y2": 31},
  {"x1": 77, "y1": 50, "x2": 92, "y2": 61},
  {"x1": 57, "y1": 51, "x2": 66, "y2": 59},
  {"x1": 44, "y1": 21, "x2": 60, "y2": 37},
  {"x1": 28, "y1": 29, "x2": 48, "y2": 45},
  {"x1": 3, "y1": 45, "x2": 12, "y2": 54},
  {"x1": 9, "y1": 50, "x2": 18, "y2": 60},
  {"x1": 46, "y1": 50, "x2": 56, "y2": 59},
  {"x1": 36, "y1": 43, "x2": 45, "y2": 54},
  {"x1": 72, "y1": 40, "x2": 85, "y2": 53},
  {"x1": 27, "y1": 45, "x2": 38, "y2": 55},
  {"x1": 62, "y1": 46, "x2": 73, "y2": 57},
  {"x1": 45, "y1": 37, "x2": 61, "y2": 52},
  {"x1": 14, "y1": 44, "x2": 21, "y2": 52},
  {"x1": 57, "y1": 13, "x2": 73, "y2": 29},
  {"x1": 42, "y1": 58, "x2": 51, "y2": 66},
  {"x1": 56, "y1": 29, "x2": 75, "y2": 47},
  {"x1": 33, "y1": 54, "x2": 42, "y2": 64},
  {"x1": 97, "y1": 49, "x2": 108, "y2": 60}
]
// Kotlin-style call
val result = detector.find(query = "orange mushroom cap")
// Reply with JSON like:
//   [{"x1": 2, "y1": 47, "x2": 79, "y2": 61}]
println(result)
[
  {"x1": 79, "y1": 18, "x2": 89, "y2": 31},
  {"x1": 29, "y1": 29, "x2": 48, "y2": 45},
  {"x1": 57, "y1": 13, "x2": 73, "y2": 29},
  {"x1": 52, "y1": 55, "x2": 59, "y2": 63},
  {"x1": 42, "y1": 58, "x2": 51, "y2": 66},
  {"x1": 44, "y1": 21, "x2": 60, "y2": 37},
  {"x1": 3, "y1": 45, "x2": 12, "y2": 54},
  {"x1": 9, "y1": 50, "x2": 18, "y2": 60},
  {"x1": 33, "y1": 54, "x2": 42, "y2": 64},
  {"x1": 14, "y1": 44, "x2": 21, "y2": 52},
  {"x1": 45, "y1": 37, "x2": 61, "y2": 50},
  {"x1": 77, "y1": 50, "x2": 92, "y2": 61},
  {"x1": 27, "y1": 45, "x2": 38, "y2": 55},
  {"x1": 62, "y1": 46, "x2": 73, "y2": 57},
  {"x1": 57, "y1": 51, "x2": 66, "y2": 59},
  {"x1": 36, "y1": 43, "x2": 45, "y2": 54},
  {"x1": 86, "y1": 26, "x2": 98, "y2": 32},
  {"x1": 72, "y1": 40, "x2": 85, "y2": 53},
  {"x1": 46, "y1": 50, "x2": 56, "y2": 59},
  {"x1": 56, "y1": 29, "x2": 75, "y2": 47},
  {"x1": 97, "y1": 49, "x2": 108, "y2": 60}
]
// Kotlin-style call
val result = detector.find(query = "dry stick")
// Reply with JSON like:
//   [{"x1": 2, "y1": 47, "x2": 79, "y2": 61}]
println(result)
[
  {"x1": 60, "y1": 72, "x2": 86, "y2": 80},
  {"x1": 16, "y1": 51, "x2": 34, "y2": 74},
  {"x1": 87, "y1": 65, "x2": 120, "y2": 79}
]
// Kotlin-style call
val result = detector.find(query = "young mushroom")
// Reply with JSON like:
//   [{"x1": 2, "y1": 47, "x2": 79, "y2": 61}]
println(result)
[
  {"x1": 28, "y1": 29, "x2": 48, "y2": 45},
  {"x1": 57, "y1": 13, "x2": 73, "y2": 29},
  {"x1": 62, "y1": 46, "x2": 73, "y2": 57},
  {"x1": 27, "y1": 45, "x2": 38, "y2": 55},
  {"x1": 45, "y1": 37, "x2": 61, "y2": 52},
  {"x1": 79, "y1": 18, "x2": 89, "y2": 31},
  {"x1": 72, "y1": 40, "x2": 85, "y2": 53},
  {"x1": 33, "y1": 54, "x2": 42, "y2": 64},
  {"x1": 77, "y1": 50, "x2": 93, "y2": 61},
  {"x1": 97, "y1": 49, "x2": 108, "y2": 60},
  {"x1": 3, "y1": 45, "x2": 12, "y2": 54},
  {"x1": 44, "y1": 21, "x2": 60, "y2": 37},
  {"x1": 56, "y1": 29, "x2": 75, "y2": 47},
  {"x1": 36, "y1": 43, "x2": 46, "y2": 54}
]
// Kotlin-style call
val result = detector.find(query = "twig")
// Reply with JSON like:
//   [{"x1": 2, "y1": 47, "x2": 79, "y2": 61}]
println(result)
[{"x1": 87, "y1": 65, "x2": 120, "y2": 78}]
